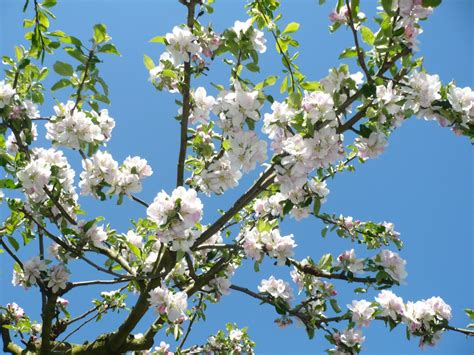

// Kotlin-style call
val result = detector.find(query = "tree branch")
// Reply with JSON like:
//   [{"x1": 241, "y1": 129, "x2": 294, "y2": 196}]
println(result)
[{"x1": 177, "y1": 1, "x2": 198, "y2": 187}]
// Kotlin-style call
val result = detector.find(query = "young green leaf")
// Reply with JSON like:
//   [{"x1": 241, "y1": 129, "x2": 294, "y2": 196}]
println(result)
[
  {"x1": 283, "y1": 22, "x2": 300, "y2": 34},
  {"x1": 53, "y1": 61, "x2": 74, "y2": 76}
]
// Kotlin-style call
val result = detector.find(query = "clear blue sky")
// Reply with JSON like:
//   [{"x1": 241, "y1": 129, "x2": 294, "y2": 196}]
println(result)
[{"x1": 0, "y1": 0, "x2": 472, "y2": 354}]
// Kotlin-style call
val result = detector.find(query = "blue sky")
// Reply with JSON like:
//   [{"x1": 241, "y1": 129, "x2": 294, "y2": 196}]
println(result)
[{"x1": 0, "y1": 0, "x2": 472, "y2": 354}]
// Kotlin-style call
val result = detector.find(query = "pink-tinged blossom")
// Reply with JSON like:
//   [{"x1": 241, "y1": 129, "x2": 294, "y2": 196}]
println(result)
[
  {"x1": 57, "y1": 297, "x2": 69, "y2": 307},
  {"x1": 403, "y1": 71, "x2": 441, "y2": 114},
  {"x1": 125, "y1": 230, "x2": 144, "y2": 248},
  {"x1": 375, "y1": 81, "x2": 403, "y2": 115},
  {"x1": 6, "y1": 303, "x2": 24, "y2": 320},
  {"x1": 258, "y1": 276, "x2": 293, "y2": 301},
  {"x1": 302, "y1": 91, "x2": 337, "y2": 126},
  {"x1": 147, "y1": 186, "x2": 202, "y2": 230},
  {"x1": 374, "y1": 250, "x2": 407, "y2": 283},
  {"x1": 148, "y1": 285, "x2": 188, "y2": 323},
  {"x1": 375, "y1": 290, "x2": 405, "y2": 320},
  {"x1": 355, "y1": 132, "x2": 387, "y2": 160},
  {"x1": 242, "y1": 227, "x2": 296, "y2": 265},
  {"x1": 337, "y1": 249, "x2": 365, "y2": 274},
  {"x1": 228, "y1": 131, "x2": 267, "y2": 173},
  {"x1": 329, "y1": 5, "x2": 348, "y2": 24},
  {"x1": 78, "y1": 222, "x2": 108, "y2": 248},
  {"x1": 23, "y1": 256, "x2": 47, "y2": 285},
  {"x1": 6, "y1": 122, "x2": 38, "y2": 154},
  {"x1": 336, "y1": 328, "x2": 365, "y2": 348},
  {"x1": 347, "y1": 299, "x2": 376, "y2": 327},
  {"x1": 195, "y1": 154, "x2": 242, "y2": 195},
  {"x1": 263, "y1": 101, "x2": 294, "y2": 140},
  {"x1": 308, "y1": 179, "x2": 330, "y2": 202},
  {"x1": 46, "y1": 264, "x2": 69, "y2": 293}
]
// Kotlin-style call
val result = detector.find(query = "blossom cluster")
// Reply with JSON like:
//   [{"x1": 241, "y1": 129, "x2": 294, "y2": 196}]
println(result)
[
  {"x1": 12, "y1": 255, "x2": 69, "y2": 293},
  {"x1": 17, "y1": 147, "x2": 78, "y2": 221},
  {"x1": 242, "y1": 227, "x2": 296, "y2": 265},
  {"x1": 45, "y1": 101, "x2": 115, "y2": 150},
  {"x1": 149, "y1": 24, "x2": 223, "y2": 90},
  {"x1": 146, "y1": 186, "x2": 203, "y2": 252},
  {"x1": 148, "y1": 285, "x2": 188, "y2": 323},
  {"x1": 207, "y1": 263, "x2": 236, "y2": 297},
  {"x1": 344, "y1": 290, "x2": 453, "y2": 350},
  {"x1": 258, "y1": 276, "x2": 294, "y2": 301},
  {"x1": 79, "y1": 151, "x2": 153, "y2": 197},
  {"x1": 262, "y1": 78, "x2": 353, "y2": 196},
  {"x1": 203, "y1": 323, "x2": 256, "y2": 354},
  {"x1": 193, "y1": 81, "x2": 267, "y2": 194}
]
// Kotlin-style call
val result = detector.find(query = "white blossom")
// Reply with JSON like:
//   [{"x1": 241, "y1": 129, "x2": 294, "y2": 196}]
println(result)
[
  {"x1": 148, "y1": 285, "x2": 188, "y2": 322},
  {"x1": 355, "y1": 132, "x2": 387, "y2": 160},
  {"x1": 6, "y1": 303, "x2": 24, "y2": 320},
  {"x1": 166, "y1": 26, "x2": 200, "y2": 63},
  {"x1": 46, "y1": 264, "x2": 69, "y2": 293},
  {"x1": 190, "y1": 87, "x2": 216, "y2": 124},
  {"x1": 403, "y1": 71, "x2": 441, "y2": 114},
  {"x1": 347, "y1": 299, "x2": 376, "y2": 327},
  {"x1": 337, "y1": 249, "x2": 364, "y2": 273},
  {"x1": 375, "y1": 290, "x2": 405, "y2": 321},
  {"x1": 0, "y1": 80, "x2": 15, "y2": 108},
  {"x1": 23, "y1": 256, "x2": 47, "y2": 285},
  {"x1": 258, "y1": 276, "x2": 293, "y2": 301},
  {"x1": 227, "y1": 131, "x2": 267, "y2": 172},
  {"x1": 195, "y1": 154, "x2": 242, "y2": 194},
  {"x1": 374, "y1": 250, "x2": 407, "y2": 283}
]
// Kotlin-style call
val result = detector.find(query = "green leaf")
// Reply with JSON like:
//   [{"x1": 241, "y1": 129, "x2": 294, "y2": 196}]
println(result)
[
  {"x1": 339, "y1": 47, "x2": 358, "y2": 59},
  {"x1": 255, "y1": 75, "x2": 278, "y2": 90},
  {"x1": 38, "y1": 67, "x2": 49, "y2": 81},
  {"x1": 318, "y1": 253, "x2": 333, "y2": 270},
  {"x1": 301, "y1": 81, "x2": 321, "y2": 91},
  {"x1": 65, "y1": 47, "x2": 86, "y2": 63},
  {"x1": 93, "y1": 24, "x2": 108, "y2": 44},
  {"x1": 465, "y1": 309, "x2": 474, "y2": 320},
  {"x1": 143, "y1": 54, "x2": 155, "y2": 70},
  {"x1": 422, "y1": 0, "x2": 442, "y2": 7},
  {"x1": 43, "y1": 0, "x2": 57, "y2": 8},
  {"x1": 98, "y1": 43, "x2": 121, "y2": 56},
  {"x1": 53, "y1": 61, "x2": 73, "y2": 76},
  {"x1": 280, "y1": 76, "x2": 288, "y2": 93},
  {"x1": 381, "y1": 0, "x2": 394, "y2": 15},
  {"x1": 313, "y1": 198, "x2": 321, "y2": 215},
  {"x1": 330, "y1": 299, "x2": 342, "y2": 313},
  {"x1": 360, "y1": 26, "x2": 375, "y2": 45},
  {"x1": 149, "y1": 35, "x2": 166, "y2": 44},
  {"x1": 321, "y1": 225, "x2": 329, "y2": 237},
  {"x1": 7, "y1": 236, "x2": 19, "y2": 251},
  {"x1": 51, "y1": 78, "x2": 71, "y2": 91},
  {"x1": 245, "y1": 62, "x2": 260, "y2": 72},
  {"x1": 282, "y1": 22, "x2": 300, "y2": 34}
]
